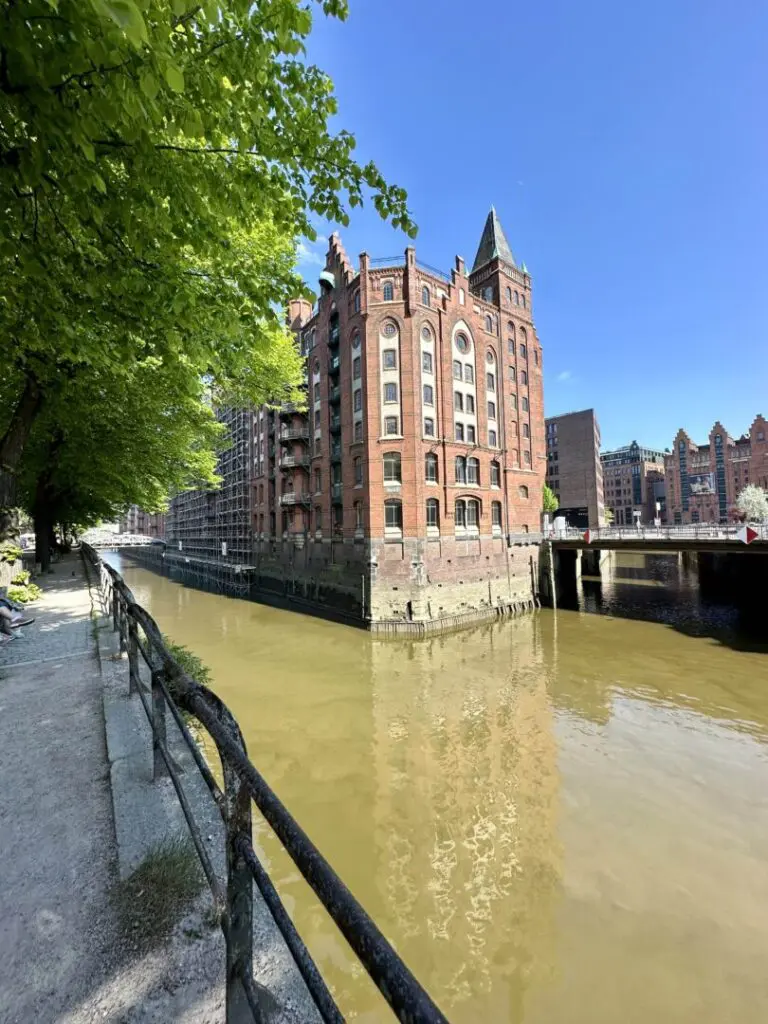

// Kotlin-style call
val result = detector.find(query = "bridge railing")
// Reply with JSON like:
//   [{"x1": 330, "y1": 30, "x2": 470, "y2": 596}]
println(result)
[
  {"x1": 81, "y1": 543, "x2": 449, "y2": 1024},
  {"x1": 551, "y1": 524, "x2": 768, "y2": 542}
]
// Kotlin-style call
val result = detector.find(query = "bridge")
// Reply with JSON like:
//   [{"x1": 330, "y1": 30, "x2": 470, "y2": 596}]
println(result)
[
  {"x1": 81, "y1": 532, "x2": 160, "y2": 548},
  {"x1": 551, "y1": 523, "x2": 768, "y2": 554}
]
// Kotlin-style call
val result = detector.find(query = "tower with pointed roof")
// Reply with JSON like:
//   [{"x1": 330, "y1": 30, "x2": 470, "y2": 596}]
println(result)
[{"x1": 469, "y1": 207, "x2": 532, "y2": 315}]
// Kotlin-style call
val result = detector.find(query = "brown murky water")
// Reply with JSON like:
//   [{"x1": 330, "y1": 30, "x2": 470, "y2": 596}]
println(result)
[{"x1": 110, "y1": 553, "x2": 768, "y2": 1023}]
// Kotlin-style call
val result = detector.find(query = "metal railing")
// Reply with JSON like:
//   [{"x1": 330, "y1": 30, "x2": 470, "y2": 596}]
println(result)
[
  {"x1": 81, "y1": 543, "x2": 449, "y2": 1024},
  {"x1": 416, "y1": 260, "x2": 451, "y2": 283},
  {"x1": 279, "y1": 454, "x2": 310, "y2": 469},
  {"x1": 279, "y1": 427, "x2": 310, "y2": 442},
  {"x1": 279, "y1": 492, "x2": 312, "y2": 507},
  {"x1": 551, "y1": 524, "x2": 768, "y2": 542}
]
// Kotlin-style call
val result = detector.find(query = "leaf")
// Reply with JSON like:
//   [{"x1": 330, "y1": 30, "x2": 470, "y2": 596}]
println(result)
[
  {"x1": 93, "y1": 174, "x2": 107, "y2": 193},
  {"x1": 103, "y1": 1, "x2": 149, "y2": 46},
  {"x1": 164, "y1": 65, "x2": 185, "y2": 93},
  {"x1": 140, "y1": 71, "x2": 159, "y2": 99}
]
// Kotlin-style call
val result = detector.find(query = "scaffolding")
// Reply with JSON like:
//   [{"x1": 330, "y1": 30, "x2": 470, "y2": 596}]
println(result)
[{"x1": 165, "y1": 406, "x2": 255, "y2": 596}]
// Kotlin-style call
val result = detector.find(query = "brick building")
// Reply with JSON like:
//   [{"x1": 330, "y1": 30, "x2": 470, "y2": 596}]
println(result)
[
  {"x1": 600, "y1": 441, "x2": 666, "y2": 525},
  {"x1": 119, "y1": 505, "x2": 166, "y2": 538},
  {"x1": 544, "y1": 409, "x2": 604, "y2": 527},
  {"x1": 665, "y1": 415, "x2": 768, "y2": 524},
  {"x1": 251, "y1": 210, "x2": 547, "y2": 629}
]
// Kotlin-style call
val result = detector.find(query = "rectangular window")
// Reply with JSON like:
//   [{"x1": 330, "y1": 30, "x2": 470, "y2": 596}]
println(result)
[
  {"x1": 487, "y1": 372, "x2": 495, "y2": 391},
  {"x1": 523, "y1": 449, "x2": 531, "y2": 464},
  {"x1": 455, "y1": 423, "x2": 465, "y2": 442},
  {"x1": 534, "y1": 350, "x2": 539, "y2": 366},
  {"x1": 384, "y1": 382, "x2": 398, "y2": 403},
  {"x1": 492, "y1": 502, "x2": 502, "y2": 526},
  {"x1": 423, "y1": 384, "x2": 434, "y2": 406},
  {"x1": 354, "y1": 389, "x2": 362, "y2": 412},
  {"x1": 355, "y1": 502, "x2": 364, "y2": 529},
  {"x1": 520, "y1": 343, "x2": 527, "y2": 360},
  {"x1": 522, "y1": 396, "x2": 529, "y2": 412},
  {"x1": 466, "y1": 501, "x2": 478, "y2": 527},
  {"x1": 314, "y1": 383, "x2": 320, "y2": 402},
  {"x1": 424, "y1": 417, "x2": 435, "y2": 437},
  {"x1": 314, "y1": 409, "x2": 321, "y2": 427},
  {"x1": 354, "y1": 458, "x2": 363, "y2": 485},
  {"x1": 508, "y1": 340, "x2": 515, "y2": 356},
  {"x1": 453, "y1": 360, "x2": 462, "y2": 380},
  {"x1": 315, "y1": 507, "x2": 322, "y2": 532},
  {"x1": 353, "y1": 356, "x2": 361, "y2": 380},
  {"x1": 467, "y1": 425, "x2": 476, "y2": 443},
  {"x1": 521, "y1": 370, "x2": 528, "y2": 386},
  {"x1": 508, "y1": 366, "x2": 516, "y2": 382},
  {"x1": 489, "y1": 429, "x2": 497, "y2": 447},
  {"x1": 314, "y1": 470, "x2": 321, "y2": 492},
  {"x1": 426, "y1": 501, "x2": 439, "y2": 527},
  {"x1": 488, "y1": 400, "x2": 496, "y2": 420},
  {"x1": 384, "y1": 416, "x2": 398, "y2": 435},
  {"x1": 510, "y1": 420, "x2": 518, "y2": 436},
  {"x1": 455, "y1": 501, "x2": 466, "y2": 527},
  {"x1": 523, "y1": 423, "x2": 530, "y2": 438},
  {"x1": 464, "y1": 365, "x2": 474, "y2": 384},
  {"x1": 354, "y1": 420, "x2": 363, "y2": 442},
  {"x1": 510, "y1": 393, "x2": 518, "y2": 410},
  {"x1": 467, "y1": 460, "x2": 479, "y2": 484},
  {"x1": 491, "y1": 462, "x2": 500, "y2": 487},
  {"x1": 466, "y1": 394, "x2": 475, "y2": 414},
  {"x1": 454, "y1": 391, "x2": 464, "y2": 411},
  {"x1": 383, "y1": 349, "x2": 397, "y2": 369},
  {"x1": 422, "y1": 351, "x2": 433, "y2": 373}
]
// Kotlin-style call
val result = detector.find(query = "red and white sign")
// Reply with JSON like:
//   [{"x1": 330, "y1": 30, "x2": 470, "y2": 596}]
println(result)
[
  {"x1": 583, "y1": 529, "x2": 592, "y2": 544},
  {"x1": 737, "y1": 525, "x2": 759, "y2": 545}
]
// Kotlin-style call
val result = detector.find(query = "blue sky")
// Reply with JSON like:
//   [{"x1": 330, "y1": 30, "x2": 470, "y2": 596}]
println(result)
[{"x1": 297, "y1": 0, "x2": 768, "y2": 451}]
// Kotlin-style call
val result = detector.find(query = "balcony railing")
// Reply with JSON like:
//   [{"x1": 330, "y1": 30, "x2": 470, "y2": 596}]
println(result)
[
  {"x1": 329, "y1": 355, "x2": 340, "y2": 375},
  {"x1": 279, "y1": 492, "x2": 312, "y2": 507},
  {"x1": 329, "y1": 416, "x2": 341, "y2": 433},
  {"x1": 280, "y1": 454, "x2": 310, "y2": 469},
  {"x1": 331, "y1": 483, "x2": 343, "y2": 502},
  {"x1": 329, "y1": 385, "x2": 341, "y2": 403},
  {"x1": 279, "y1": 427, "x2": 309, "y2": 442},
  {"x1": 329, "y1": 326, "x2": 340, "y2": 347},
  {"x1": 330, "y1": 443, "x2": 342, "y2": 461}
]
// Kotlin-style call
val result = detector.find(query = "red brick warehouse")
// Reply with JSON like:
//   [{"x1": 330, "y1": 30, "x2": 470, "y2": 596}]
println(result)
[{"x1": 252, "y1": 209, "x2": 547, "y2": 632}]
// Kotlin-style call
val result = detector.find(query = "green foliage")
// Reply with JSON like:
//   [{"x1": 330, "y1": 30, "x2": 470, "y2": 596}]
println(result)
[
  {"x1": 1, "y1": 0, "x2": 415, "y2": 520},
  {"x1": 163, "y1": 635, "x2": 212, "y2": 688},
  {"x1": 603, "y1": 507, "x2": 615, "y2": 525},
  {"x1": 11, "y1": 569, "x2": 30, "y2": 586},
  {"x1": 542, "y1": 484, "x2": 559, "y2": 514},
  {"x1": 8, "y1": 582, "x2": 42, "y2": 603},
  {"x1": 1, "y1": 545, "x2": 23, "y2": 564}
]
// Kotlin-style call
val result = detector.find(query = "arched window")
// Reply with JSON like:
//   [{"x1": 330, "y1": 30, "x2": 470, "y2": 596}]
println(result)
[
  {"x1": 353, "y1": 291, "x2": 361, "y2": 312},
  {"x1": 519, "y1": 326, "x2": 527, "y2": 345},
  {"x1": 490, "y1": 461, "x2": 501, "y2": 487},
  {"x1": 520, "y1": 342, "x2": 527, "y2": 360},
  {"x1": 383, "y1": 451, "x2": 401, "y2": 483},
  {"x1": 426, "y1": 498, "x2": 440, "y2": 529},
  {"x1": 522, "y1": 396, "x2": 529, "y2": 412},
  {"x1": 466, "y1": 498, "x2": 480, "y2": 529},
  {"x1": 425, "y1": 453, "x2": 439, "y2": 482},
  {"x1": 454, "y1": 499, "x2": 466, "y2": 529},
  {"x1": 467, "y1": 457, "x2": 480, "y2": 485},
  {"x1": 384, "y1": 499, "x2": 403, "y2": 534},
  {"x1": 455, "y1": 456, "x2": 467, "y2": 484},
  {"x1": 382, "y1": 281, "x2": 393, "y2": 301},
  {"x1": 506, "y1": 286, "x2": 512, "y2": 302},
  {"x1": 518, "y1": 485, "x2": 529, "y2": 499},
  {"x1": 485, "y1": 314, "x2": 493, "y2": 333},
  {"x1": 421, "y1": 285, "x2": 430, "y2": 306},
  {"x1": 491, "y1": 501, "x2": 502, "y2": 530},
  {"x1": 483, "y1": 286, "x2": 493, "y2": 302},
  {"x1": 521, "y1": 295, "x2": 527, "y2": 309},
  {"x1": 514, "y1": 291, "x2": 519, "y2": 305}
]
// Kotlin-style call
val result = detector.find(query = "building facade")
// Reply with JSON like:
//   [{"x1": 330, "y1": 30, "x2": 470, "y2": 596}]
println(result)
[
  {"x1": 665, "y1": 416, "x2": 768, "y2": 524},
  {"x1": 600, "y1": 441, "x2": 666, "y2": 525},
  {"x1": 119, "y1": 505, "x2": 166, "y2": 538},
  {"x1": 251, "y1": 211, "x2": 547, "y2": 629},
  {"x1": 545, "y1": 409, "x2": 604, "y2": 527}
]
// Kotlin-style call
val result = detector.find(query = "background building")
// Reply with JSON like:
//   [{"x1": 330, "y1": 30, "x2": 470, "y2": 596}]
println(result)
[
  {"x1": 665, "y1": 416, "x2": 768, "y2": 524},
  {"x1": 545, "y1": 409, "x2": 604, "y2": 527},
  {"x1": 601, "y1": 441, "x2": 666, "y2": 525},
  {"x1": 119, "y1": 505, "x2": 166, "y2": 538}
]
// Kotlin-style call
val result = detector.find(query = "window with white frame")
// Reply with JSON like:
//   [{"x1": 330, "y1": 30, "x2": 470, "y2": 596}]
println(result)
[
  {"x1": 489, "y1": 428, "x2": 498, "y2": 447},
  {"x1": 424, "y1": 417, "x2": 435, "y2": 436},
  {"x1": 383, "y1": 451, "x2": 401, "y2": 482},
  {"x1": 421, "y1": 285, "x2": 430, "y2": 306},
  {"x1": 384, "y1": 382, "x2": 398, "y2": 403},
  {"x1": 384, "y1": 499, "x2": 402, "y2": 532},
  {"x1": 425, "y1": 453, "x2": 438, "y2": 482},
  {"x1": 467, "y1": 457, "x2": 480, "y2": 485},
  {"x1": 455, "y1": 456, "x2": 467, "y2": 483},
  {"x1": 383, "y1": 281, "x2": 394, "y2": 301},
  {"x1": 383, "y1": 349, "x2": 397, "y2": 369},
  {"x1": 384, "y1": 416, "x2": 398, "y2": 435},
  {"x1": 423, "y1": 351, "x2": 433, "y2": 373},
  {"x1": 467, "y1": 424, "x2": 476, "y2": 443},
  {"x1": 423, "y1": 384, "x2": 434, "y2": 406},
  {"x1": 490, "y1": 461, "x2": 501, "y2": 487},
  {"x1": 426, "y1": 498, "x2": 440, "y2": 529},
  {"x1": 353, "y1": 356, "x2": 361, "y2": 380},
  {"x1": 455, "y1": 423, "x2": 464, "y2": 442},
  {"x1": 354, "y1": 457, "x2": 363, "y2": 486}
]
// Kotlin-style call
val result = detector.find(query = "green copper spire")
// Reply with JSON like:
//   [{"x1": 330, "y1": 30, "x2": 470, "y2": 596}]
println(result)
[{"x1": 471, "y1": 206, "x2": 516, "y2": 271}]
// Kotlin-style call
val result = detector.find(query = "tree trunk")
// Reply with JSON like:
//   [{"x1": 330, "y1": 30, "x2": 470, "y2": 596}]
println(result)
[
  {"x1": 35, "y1": 515, "x2": 51, "y2": 573},
  {"x1": 0, "y1": 372, "x2": 44, "y2": 476}
]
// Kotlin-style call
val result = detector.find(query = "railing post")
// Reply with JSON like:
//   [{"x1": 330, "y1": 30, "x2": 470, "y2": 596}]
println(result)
[
  {"x1": 151, "y1": 668, "x2": 168, "y2": 780},
  {"x1": 128, "y1": 621, "x2": 139, "y2": 696},
  {"x1": 223, "y1": 756, "x2": 254, "y2": 1023},
  {"x1": 111, "y1": 585, "x2": 118, "y2": 632}
]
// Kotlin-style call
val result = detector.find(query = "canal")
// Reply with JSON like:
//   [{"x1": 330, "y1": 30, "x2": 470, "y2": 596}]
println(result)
[{"x1": 109, "y1": 552, "x2": 768, "y2": 1023}]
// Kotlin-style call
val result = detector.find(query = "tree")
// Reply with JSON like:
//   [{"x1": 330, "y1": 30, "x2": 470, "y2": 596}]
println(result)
[
  {"x1": 736, "y1": 485, "x2": 768, "y2": 523},
  {"x1": 542, "y1": 484, "x2": 559, "y2": 515},
  {"x1": 1, "y1": 0, "x2": 415, "y2": 499},
  {"x1": 603, "y1": 507, "x2": 615, "y2": 525}
]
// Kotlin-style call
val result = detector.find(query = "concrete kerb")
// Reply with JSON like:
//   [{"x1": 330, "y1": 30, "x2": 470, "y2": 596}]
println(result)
[{"x1": 85, "y1": 558, "x2": 324, "y2": 1022}]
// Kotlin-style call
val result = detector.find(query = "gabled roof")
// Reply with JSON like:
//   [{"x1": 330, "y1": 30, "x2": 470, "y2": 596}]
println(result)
[{"x1": 471, "y1": 207, "x2": 516, "y2": 271}]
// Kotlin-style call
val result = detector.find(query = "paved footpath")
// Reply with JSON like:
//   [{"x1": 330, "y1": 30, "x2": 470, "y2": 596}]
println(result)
[{"x1": 0, "y1": 554, "x2": 228, "y2": 1024}]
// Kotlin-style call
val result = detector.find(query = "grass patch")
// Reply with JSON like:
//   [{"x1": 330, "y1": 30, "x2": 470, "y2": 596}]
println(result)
[
  {"x1": 163, "y1": 635, "x2": 212, "y2": 745},
  {"x1": 113, "y1": 836, "x2": 204, "y2": 949}
]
